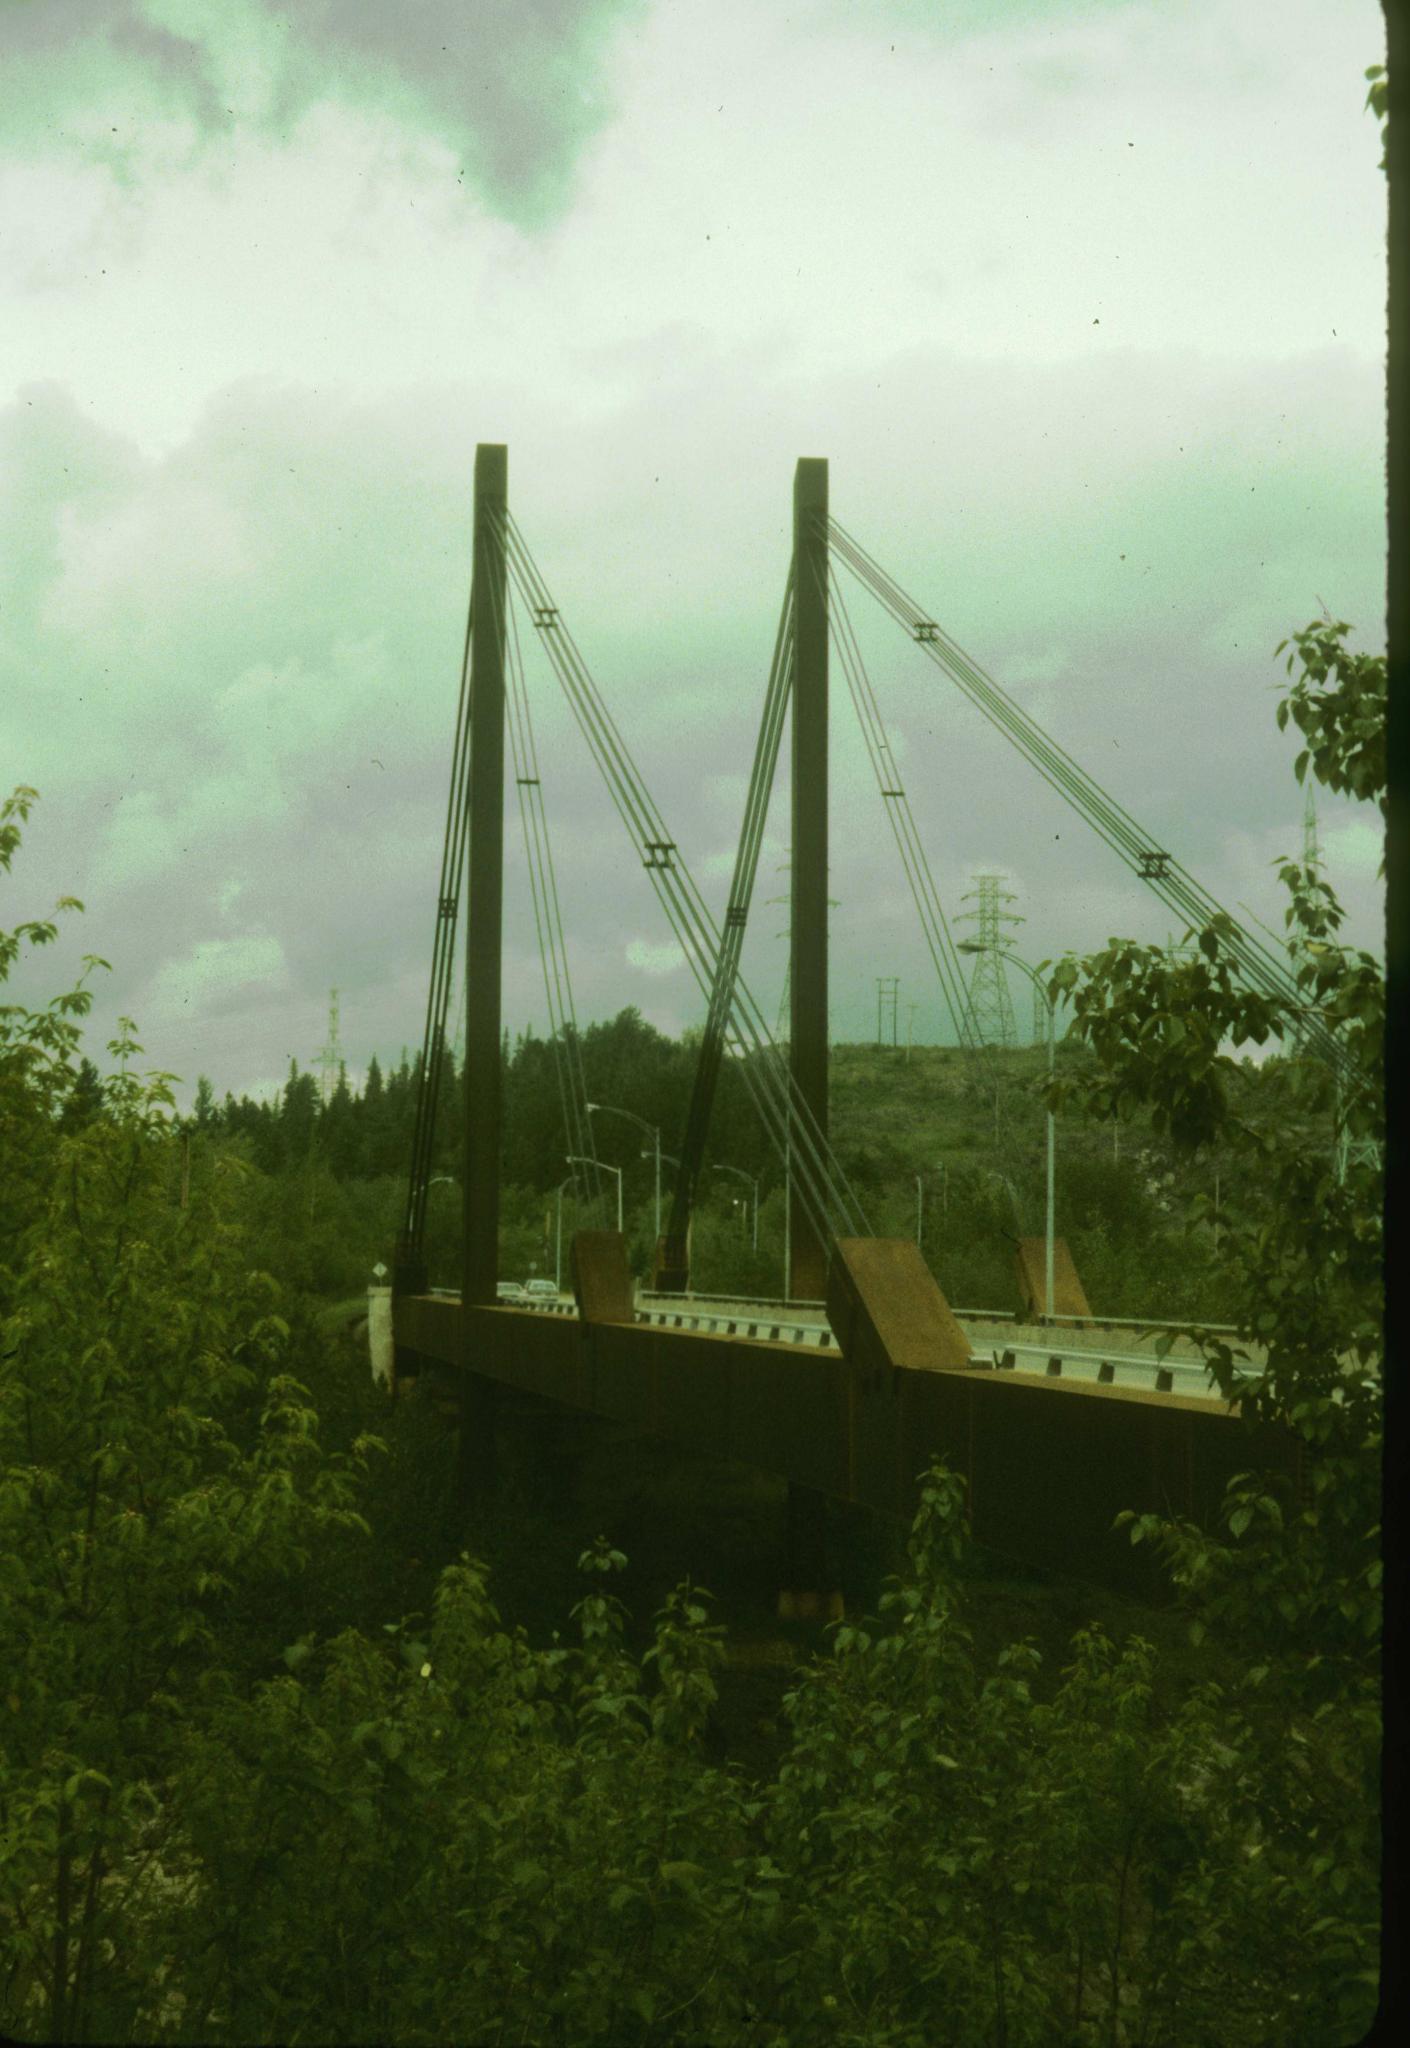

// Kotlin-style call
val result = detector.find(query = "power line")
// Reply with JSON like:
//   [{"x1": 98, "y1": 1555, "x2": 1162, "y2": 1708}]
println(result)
[{"x1": 826, "y1": 515, "x2": 1360, "y2": 1092}]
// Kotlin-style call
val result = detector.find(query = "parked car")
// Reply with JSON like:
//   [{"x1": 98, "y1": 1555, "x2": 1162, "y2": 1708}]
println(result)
[
  {"x1": 496, "y1": 1280, "x2": 526, "y2": 1302},
  {"x1": 522, "y1": 1278, "x2": 559, "y2": 1300}
]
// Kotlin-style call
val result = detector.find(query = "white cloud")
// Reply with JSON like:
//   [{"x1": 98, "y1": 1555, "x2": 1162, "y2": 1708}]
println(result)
[
  {"x1": 147, "y1": 932, "x2": 288, "y2": 1018},
  {"x1": 626, "y1": 936, "x2": 687, "y2": 977}
]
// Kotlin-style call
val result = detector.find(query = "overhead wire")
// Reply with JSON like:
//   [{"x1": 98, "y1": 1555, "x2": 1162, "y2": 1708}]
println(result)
[
  {"x1": 662, "y1": 565, "x2": 798, "y2": 1250},
  {"x1": 503, "y1": 512, "x2": 869, "y2": 1255},
  {"x1": 499, "y1": 567, "x2": 607, "y2": 1223},
  {"x1": 815, "y1": 545, "x2": 1032, "y2": 1225},
  {"x1": 827, "y1": 517, "x2": 1359, "y2": 1092},
  {"x1": 401, "y1": 579, "x2": 475, "y2": 1256}
]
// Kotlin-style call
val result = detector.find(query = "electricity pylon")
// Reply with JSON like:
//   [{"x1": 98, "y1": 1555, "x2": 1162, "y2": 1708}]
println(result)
[
  {"x1": 958, "y1": 875, "x2": 1022, "y2": 1047},
  {"x1": 313, "y1": 988, "x2": 343, "y2": 1105}
]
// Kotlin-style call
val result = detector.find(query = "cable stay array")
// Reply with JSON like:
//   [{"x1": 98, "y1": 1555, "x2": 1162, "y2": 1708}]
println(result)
[
  {"x1": 658, "y1": 565, "x2": 798, "y2": 1276},
  {"x1": 400, "y1": 529, "x2": 613, "y2": 1284},
  {"x1": 399, "y1": 582, "x2": 474, "y2": 1274},
  {"x1": 813, "y1": 547, "x2": 1035, "y2": 1225},
  {"x1": 503, "y1": 511, "x2": 870, "y2": 1262},
  {"x1": 827, "y1": 517, "x2": 1359, "y2": 1091},
  {"x1": 821, "y1": 562, "x2": 981, "y2": 1054},
  {"x1": 497, "y1": 569, "x2": 607, "y2": 1224}
]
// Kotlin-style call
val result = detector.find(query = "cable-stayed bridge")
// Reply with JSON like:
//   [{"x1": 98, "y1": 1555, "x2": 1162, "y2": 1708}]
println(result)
[{"x1": 390, "y1": 444, "x2": 1317, "y2": 1600}]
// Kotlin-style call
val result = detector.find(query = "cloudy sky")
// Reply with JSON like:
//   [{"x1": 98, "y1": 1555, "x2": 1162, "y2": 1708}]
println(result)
[{"x1": 1, "y1": 0, "x2": 1387, "y2": 1106}]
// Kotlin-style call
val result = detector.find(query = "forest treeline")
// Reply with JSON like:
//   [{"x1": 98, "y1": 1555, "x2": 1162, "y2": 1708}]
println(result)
[{"x1": 58, "y1": 1005, "x2": 1287, "y2": 1317}]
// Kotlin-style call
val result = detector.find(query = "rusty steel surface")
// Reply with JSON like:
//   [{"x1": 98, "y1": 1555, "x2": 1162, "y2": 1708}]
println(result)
[
  {"x1": 393, "y1": 1287, "x2": 1299, "y2": 1599},
  {"x1": 1015, "y1": 1235, "x2": 1092, "y2": 1320},
  {"x1": 828, "y1": 1236, "x2": 974, "y2": 1375},
  {"x1": 569, "y1": 1228, "x2": 636, "y2": 1325}
]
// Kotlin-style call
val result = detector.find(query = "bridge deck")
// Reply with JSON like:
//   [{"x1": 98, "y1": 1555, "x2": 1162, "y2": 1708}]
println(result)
[{"x1": 394, "y1": 1293, "x2": 1299, "y2": 1599}]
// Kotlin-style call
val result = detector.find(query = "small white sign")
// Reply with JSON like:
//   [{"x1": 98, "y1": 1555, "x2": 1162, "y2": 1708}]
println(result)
[{"x1": 372, "y1": 1261, "x2": 388, "y2": 1279}]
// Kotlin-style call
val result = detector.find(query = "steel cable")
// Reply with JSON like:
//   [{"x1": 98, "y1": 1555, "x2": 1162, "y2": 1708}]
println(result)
[
  {"x1": 503, "y1": 515, "x2": 869, "y2": 1251},
  {"x1": 499, "y1": 574, "x2": 607, "y2": 1222},
  {"x1": 828, "y1": 518, "x2": 1358, "y2": 1090}
]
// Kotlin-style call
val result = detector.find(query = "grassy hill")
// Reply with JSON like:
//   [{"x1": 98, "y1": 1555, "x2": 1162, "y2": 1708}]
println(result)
[{"x1": 675, "y1": 1035, "x2": 1327, "y2": 1325}]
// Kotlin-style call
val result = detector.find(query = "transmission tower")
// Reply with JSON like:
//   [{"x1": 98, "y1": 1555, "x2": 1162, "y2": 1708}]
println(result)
[
  {"x1": 313, "y1": 987, "x2": 343, "y2": 1105},
  {"x1": 768, "y1": 852, "x2": 838, "y2": 1042},
  {"x1": 875, "y1": 976, "x2": 899, "y2": 1046},
  {"x1": 958, "y1": 875, "x2": 1022, "y2": 1047}
]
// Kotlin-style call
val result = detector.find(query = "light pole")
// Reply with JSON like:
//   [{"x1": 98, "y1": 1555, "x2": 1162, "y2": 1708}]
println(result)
[
  {"x1": 586, "y1": 1101, "x2": 660, "y2": 1240},
  {"x1": 960, "y1": 941, "x2": 1057, "y2": 1321},
  {"x1": 553, "y1": 1172, "x2": 577, "y2": 1290},
  {"x1": 568, "y1": 1154, "x2": 621, "y2": 1232},
  {"x1": 712, "y1": 1162, "x2": 760, "y2": 1251}
]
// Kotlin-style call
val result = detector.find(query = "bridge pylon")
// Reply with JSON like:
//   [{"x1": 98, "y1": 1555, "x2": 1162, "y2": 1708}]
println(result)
[{"x1": 790, "y1": 455, "x2": 830, "y2": 1300}]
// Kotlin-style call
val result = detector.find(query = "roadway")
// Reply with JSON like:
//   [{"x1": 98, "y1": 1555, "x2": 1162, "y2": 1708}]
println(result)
[{"x1": 464, "y1": 1287, "x2": 1257, "y2": 1403}]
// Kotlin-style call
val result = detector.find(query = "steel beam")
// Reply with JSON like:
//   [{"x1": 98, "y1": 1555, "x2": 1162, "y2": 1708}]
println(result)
[
  {"x1": 392, "y1": 1293, "x2": 1303, "y2": 1602},
  {"x1": 462, "y1": 443, "x2": 508, "y2": 1309},
  {"x1": 790, "y1": 456, "x2": 829, "y2": 1299}
]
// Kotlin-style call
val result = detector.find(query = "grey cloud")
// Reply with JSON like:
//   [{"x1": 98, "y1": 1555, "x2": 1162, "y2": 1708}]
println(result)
[
  {"x1": 273, "y1": 0, "x2": 647, "y2": 224},
  {"x1": 0, "y1": 346, "x2": 1383, "y2": 1107},
  {"x1": 1, "y1": 0, "x2": 645, "y2": 228}
]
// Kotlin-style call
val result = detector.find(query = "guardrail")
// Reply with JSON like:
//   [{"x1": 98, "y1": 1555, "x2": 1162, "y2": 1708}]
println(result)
[
  {"x1": 643, "y1": 1291, "x2": 1239, "y2": 1340},
  {"x1": 992, "y1": 1340, "x2": 1219, "y2": 1396},
  {"x1": 425, "y1": 1287, "x2": 1232, "y2": 1398},
  {"x1": 640, "y1": 1289, "x2": 828, "y2": 1312}
]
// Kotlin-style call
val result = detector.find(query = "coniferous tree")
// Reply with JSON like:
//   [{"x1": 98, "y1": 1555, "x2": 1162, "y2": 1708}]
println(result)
[
  {"x1": 280, "y1": 1060, "x2": 319, "y2": 1166},
  {"x1": 57, "y1": 1056, "x2": 104, "y2": 1132}
]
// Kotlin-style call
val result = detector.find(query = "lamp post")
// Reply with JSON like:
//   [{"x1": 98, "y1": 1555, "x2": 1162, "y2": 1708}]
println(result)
[
  {"x1": 553, "y1": 1172, "x2": 577, "y2": 1290},
  {"x1": 712, "y1": 1162, "x2": 760, "y2": 1251},
  {"x1": 960, "y1": 941, "x2": 1057, "y2": 1321},
  {"x1": 586, "y1": 1101, "x2": 660, "y2": 1240},
  {"x1": 568, "y1": 1154, "x2": 621, "y2": 1232}
]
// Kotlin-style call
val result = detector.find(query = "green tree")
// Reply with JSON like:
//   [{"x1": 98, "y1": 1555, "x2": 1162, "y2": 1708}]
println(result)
[
  {"x1": 0, "y1": 796, "x2": 382, "y2": 2043},
  {"x1": 190, "y1": 1074, "x2": 218, "y2": 1129},
  {"x1": 1040, "y1": 619, "x2": 1383, "y2": 2026}
]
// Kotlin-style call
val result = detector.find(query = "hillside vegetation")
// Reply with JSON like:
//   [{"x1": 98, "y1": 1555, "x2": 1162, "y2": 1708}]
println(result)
[{"x1": 161, "y1": 1012, "x2": 1321, "y2": 1325}]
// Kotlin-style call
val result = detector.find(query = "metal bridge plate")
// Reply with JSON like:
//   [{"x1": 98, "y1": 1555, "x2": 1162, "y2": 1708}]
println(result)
[
  {"x1": 1014, "y1": 1237, "x2": 1092, "y2": 1321},
  {"x1": 569, "y1": 1229, "x2": 635, "y2": 1325},
  {"x1": 827, "y1": 1237, "x2": 974, "y2": 1376}
]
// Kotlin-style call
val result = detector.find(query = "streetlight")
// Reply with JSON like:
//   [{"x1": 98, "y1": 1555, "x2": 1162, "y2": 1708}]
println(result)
[
  {"x1": 553, "y1": 1172, "x2": 578, "y2": 1291},
  {"x1": 568, "y1": 1154, "x2": 621, "y2": 1232},
  {"x1": 586, "y1": 1102, "x2": 661, "y2": 1241},
  {"x1": 959, "y1": 941, "x2": 1058, "y2": 1322},
  {"x1": 712, "y1": 1162, "x2": 760, "y2": 1251}
]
